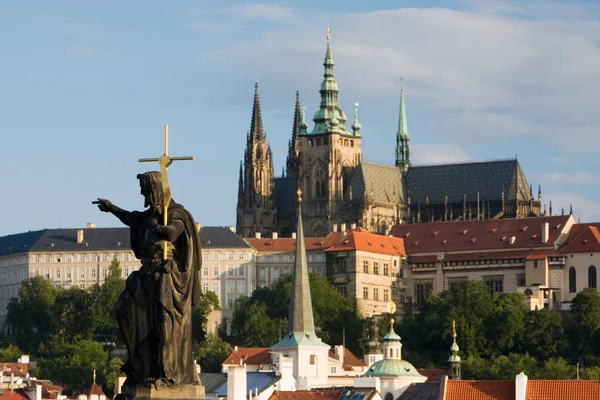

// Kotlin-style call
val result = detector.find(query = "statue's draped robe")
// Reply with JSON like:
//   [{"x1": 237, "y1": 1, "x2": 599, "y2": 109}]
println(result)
[{"x1": 115, "y1": 202, "x2": 201, "y2": 385}]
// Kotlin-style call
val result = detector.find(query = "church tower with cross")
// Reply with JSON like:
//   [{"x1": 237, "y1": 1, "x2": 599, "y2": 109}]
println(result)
[
  {"x1": 236, "y1": 82, "x2": 278, "y2": 238},
  {"x1": 295, "y1": 28, "x2": 363, "y2": 236}
]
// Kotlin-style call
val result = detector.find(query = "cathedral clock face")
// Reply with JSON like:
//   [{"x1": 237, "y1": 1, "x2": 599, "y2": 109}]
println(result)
[{"x1": 315, "y1": 165, "x2": 325, "y2": 181}]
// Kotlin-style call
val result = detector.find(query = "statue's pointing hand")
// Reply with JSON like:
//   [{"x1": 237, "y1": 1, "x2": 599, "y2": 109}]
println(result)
[{"x1": 93, "y1": 198, "x2": 113, "y2": 213}]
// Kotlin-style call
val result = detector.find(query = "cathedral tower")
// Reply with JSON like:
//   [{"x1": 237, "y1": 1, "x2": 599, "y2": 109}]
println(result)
[
  {"x1": 236, "y1": 82, "x2": 277, "y2": 238},
  {"x1": 297, "y1": 29, "x2": 363, "y2": 236},
  {"x1": 395, "y1": 79, "x2": 410, "y2": 172},
  {"x1": 286, "y1": 91, "x2": 302, "y2": 178}
]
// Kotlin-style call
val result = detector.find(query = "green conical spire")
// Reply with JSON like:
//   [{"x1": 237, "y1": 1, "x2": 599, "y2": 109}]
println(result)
[
  {"x1": 395, "y1": 78, "x2": 410, "y2": 172},
  {"x1": 288, "y1": 190, "x2": 315, "y2": 334},
  {"x1": 310, "y1": 28, "x2": 351, "y2": 136}
]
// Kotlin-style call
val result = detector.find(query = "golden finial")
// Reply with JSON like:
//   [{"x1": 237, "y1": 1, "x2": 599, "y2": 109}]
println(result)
[
  {"x1": 93, "y1": 369, "x2": 96, "y2": 384},
  {"x1": 452, "y1": 320, "x2": 456, "y2": 338},
  {"x1": 327, "y1": 26, "x2": 331, "y2": 41},
  {"x1": 297, "y1": 189, "x2": 303, "y2": 202},
  {"x1": 390, "y1": 318, "x2": 395, "y2": 326}
]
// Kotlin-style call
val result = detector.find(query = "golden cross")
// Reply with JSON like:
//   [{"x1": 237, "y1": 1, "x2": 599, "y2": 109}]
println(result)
[
  {"x1": 452, "y1": 320, "x2": 456, "y2": 338},
  {"x1": 93, "y1": 369, "x2": 96, "y2": 384},
  {"x1": 297, "y1": 189, "x2": 303, "y2": 202},
  {"x1": 327, "y1": 26, "x2": 331, "y2": 41},
  {"x1": 139, "y1": 125, "x2": 194, "y2": 259}
]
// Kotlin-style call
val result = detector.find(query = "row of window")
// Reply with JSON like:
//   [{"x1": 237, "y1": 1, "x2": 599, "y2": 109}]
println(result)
[
  {"x1": 202, "y1": 251, "x2": 249, "y2": 261},
  {"x1": 29, "y1": 266, "x2": 133, "y2": 281},
  {"x1": 362, "y1": 286, "x2": 390, "y2": 302},
  {"x1": 568, "y1": 266, "x2": 597, "y2": 293},
  {"x1": 256, "y1": 254, "x2": 324, "y2": 263},
  {"x1": 0, "y1": 256, "x2": 27, "y2": 267},
  {"x1": 31, "y1": 253, "x2": 133, "y2": 264},
  {"x1": 202, "y1": 265, "x2": 250, "y2": 277}
]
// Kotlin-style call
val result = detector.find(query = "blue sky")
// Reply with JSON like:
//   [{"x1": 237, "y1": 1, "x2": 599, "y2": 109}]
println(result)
[{"x1": 1, "y1": 0, "x2": 600, "y2": 236}]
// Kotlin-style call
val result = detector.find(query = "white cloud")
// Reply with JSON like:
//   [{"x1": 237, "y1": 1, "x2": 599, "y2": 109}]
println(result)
[
  {"x1": 411, "y1": 144, "x2": 471, "y2": 165},
  {"x1": 65, "y1": 46, "x2": 112, "y2": 59},
  {"x1": 546, "y1": 192, "x2": 600, "y2": 223},
  {"x1": 537, "y1": 172, "x2": 598, "y2": 185},
  {"x1": 198, "y1": 1, "x2": 600, "y2": 152},
  {"x1": 186, "y1": 3, "x2": 299, "y2": 30}
]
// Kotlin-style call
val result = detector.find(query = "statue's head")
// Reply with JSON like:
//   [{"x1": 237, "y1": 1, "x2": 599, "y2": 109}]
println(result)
[{"x1": 137, "y1": 171, "x2": 163, "y2": 213}]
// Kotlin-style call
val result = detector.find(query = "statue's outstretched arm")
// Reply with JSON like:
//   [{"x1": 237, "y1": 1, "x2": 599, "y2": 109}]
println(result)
[
  {"x1": 150, "y1": 219, "x2": 185, "y2": 243},
  {"x1": 93, "y1": 198, "x2": 133, "y2": 227}
]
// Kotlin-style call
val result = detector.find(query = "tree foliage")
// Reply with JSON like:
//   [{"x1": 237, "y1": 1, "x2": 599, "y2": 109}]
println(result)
[
  {"x1": 566, "y1": 288, "x2": 600, "y2": 359},
  {"x1": 196, "y1": 334, "x2": 233, "y2": 373}
]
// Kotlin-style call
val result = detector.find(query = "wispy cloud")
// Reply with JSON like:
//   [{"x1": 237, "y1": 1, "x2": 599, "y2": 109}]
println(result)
[
  {"x1": 65, "y1": 46, "x2": 112, "y2": 59},
  {"x1": 546, "y1": 192, "x2": 600, "y2": 223},
  {"x1": 537, "y1": 172, "x2": 598, "y2": 185},
  {"x1": 186, "y1": 3, "x2": 299, "y2": 31},
  {"x1": 411, "y1": 144, "x2": 471, "y2": 165}
]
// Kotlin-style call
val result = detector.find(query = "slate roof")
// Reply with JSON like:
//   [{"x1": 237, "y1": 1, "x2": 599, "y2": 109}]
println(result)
[
  {"x1": 398, "y1": 382, "x2": 440, "y2": 400},
  {"x1": 199, "y1": 226, "x2": 252, "y2": 249},
  {"x1": 526, "y1": 380, "x2": 600, "y2": 400},
  {"x1": 444, "y1": 380, "x2": 515, "y2": 400},
  {"x1": 199, "y1": 373, "x2": 227, "y2": 394},
  {"x1": 389, "y1": 215, "x2": 571, "y2": 255},
  {"x1": 274, "y1": 176, "x2": 298, "y2": 216},
  {"x1": 0, "y1": 228, "x2": 130, "y2": 257},
  {"x1": 216, "y1": 372, "x2": 279, "y2": 397},
  {"x1": 349, "y1": 162, "x2": 404, "y2": 204},
  {"x1": 417, "y1": 368, "x2": 447, "y2": 382},
  {"x1": 405, "y1": 159, "x2": 532, "y2": 205}
]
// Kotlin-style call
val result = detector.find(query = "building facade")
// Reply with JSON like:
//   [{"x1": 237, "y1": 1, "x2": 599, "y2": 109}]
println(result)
[
  {"x1": 199, "y1": 226, "x2": 255, "y2": 335},
  {"x1": 236, "y1": 34, "x2": 542, "y2": 238},
  {"x1": 0, "y1": 225, "x2": 139, "y2": 327}
]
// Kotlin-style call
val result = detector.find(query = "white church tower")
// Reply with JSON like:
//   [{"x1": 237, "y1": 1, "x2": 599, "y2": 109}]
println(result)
[{"x1": 270, "y1": 189, "x2": 330, "y2": 389}]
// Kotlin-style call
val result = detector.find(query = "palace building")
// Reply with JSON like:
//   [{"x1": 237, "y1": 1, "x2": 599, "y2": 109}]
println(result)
[{"x1": 236, "y1": 34, "x2": 542, "y2": 238}]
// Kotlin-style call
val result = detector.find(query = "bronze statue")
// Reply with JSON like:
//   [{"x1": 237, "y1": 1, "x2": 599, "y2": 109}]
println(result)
[{"x1": 94, "y1": 171, "x2": 201, "y2": 388}]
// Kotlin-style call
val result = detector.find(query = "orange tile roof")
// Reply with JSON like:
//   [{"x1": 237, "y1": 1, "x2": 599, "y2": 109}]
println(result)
[
  {"x1": 328, "y1": 347, "x2": 366, "y2": 370},
  {"x1": 389, "y1": 216, "x2": 571, "y2": 255},
  {"x1": 87, "y1": 382, "x2": 106, "y2": 396},
  {"x1": 0, "y1": 363, "x2": 29, "y2": 377},
  {"x1": 270, "y1": 389, "x2": 341, "y2": 400},
  {"x1": 445, "y1": 380, "x2": 515, "y2": 400},
  {"x1": 526, "y1": 249, "x2": 562, "y2": 260},
  {"x1": 222, "y1": 347, "x2": 271, "y2": 367},
  {"x1": 325, "y1": 231, "x2": 406, "y2": 256},
  {"x1": 246, "y1": 228, "x2": 368, "y2": 253},
  {"x1": 561, "y1": 225, "x2": 600, "y2": 253},
  {"x1": 526, "y1": 380, "x2": 600, "y2": 400},
  {"x1": 0, "y1": 392, "x2": 28, "y2": 400}
]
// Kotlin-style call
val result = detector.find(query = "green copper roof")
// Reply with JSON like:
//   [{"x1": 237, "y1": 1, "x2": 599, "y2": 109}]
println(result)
[
  {"x1": 271, "y1": 331, "x2": 329, "y2": 348},
  {"x1": 397, "y1": 80, "x2": 409, "y2": 139},
  {"x1": 364, "y1": 359, "x2": 422, "y2": 377},
  {"x1": 395, "y1": 79, "x2": 410, "y2": 170},
  {"x1": 307, "y1": 35, "x2": 353, "y2": 137},
  {"x1": 383, "y1": 325, "x2": 401, "y2": 342}
]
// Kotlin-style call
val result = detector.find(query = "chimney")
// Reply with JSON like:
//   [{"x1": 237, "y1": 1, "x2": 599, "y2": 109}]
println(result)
[
  {"x1": 18, "y1": 355, "x2": 29, "y2": 364},
  {"x1": 340, "y1": 223, "x2": 347, "y2": 232},
  {"x1": 335, "y1": 345, "x2": 345, "y2": 364},
  {"x1": 227, "y1": 363, "x2": 247, "y2": 400},
  {"x1": 229, "y1": 226, "x2": 235, "y2": 232},
  {"x1": 333, "y1": 224, "x2": 338, "y2": 233},
  {"x1": 351, "y1": 223, "x2": 357, "y2": 230},
  {"x1": 196, "y1": 223, "x2": 202, "y2": 232},
  {"x1": 77, "y1": 230, "x2": 84, "y2": 244},
  {"x1": 542, "y1": 222, "x2": 549, "y2": 244},
  {"x1": 86, "y1": 223, "x2": 96, "y2": 229},
  {"x1": 291, "y1": 232, "x2": 297, "y2": 239},
  {"x1": 515, "y1": 372, "x2": 528, "y2": 400},
  {"x1": 272, "y1": 232, "x2": 278, "y2": 239},
  {"x1": 36, "y1": 384, "x2": 42, "y2": 400},
  {"x1": 255, "y1": 232, "x2": 261, "y2": 239},
  {"x1": 510, "y1": 236, "x2": 516, "y2": 245}
]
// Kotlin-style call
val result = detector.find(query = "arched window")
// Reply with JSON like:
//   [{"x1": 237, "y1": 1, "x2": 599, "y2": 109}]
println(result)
[
  {"x1": 389, "y1": 348, "x2": 393, "y2": 358},
  {"x1": 396, "y1": 348, "x2": 399, "y2": 358},
  {"x1": 589, "y1": 266, "x2": 597, "y2": 289},
  {"x1": 524, "y1": 289, "x2": 533, "y2": 297},
  {"x1": 569, "y1": 267, "x2": 577, "y2": 293},
  {"x1": 310, "y1": 354, "x2": 316, "y2": 365}
]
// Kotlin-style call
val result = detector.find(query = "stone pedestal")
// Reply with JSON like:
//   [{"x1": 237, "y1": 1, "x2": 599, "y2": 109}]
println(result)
[{"x1": 119, "y1": 383, "x2": 205, "y2": 400}]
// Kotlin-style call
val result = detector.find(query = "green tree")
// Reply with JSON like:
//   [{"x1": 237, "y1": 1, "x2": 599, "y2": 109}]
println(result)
[
  {"x1": 566, "y1": 288, "x2": 600, "y2": 358},
  {"x1": 196, "y1": 334, "x2": 233, "y2": 373},
  {"x1": 463, "y1": 353, "x2": 538, "y2": 380},
  {"x1": 7, "y1": 276, "x2": 60, "y2": 352},
  {"x1": 53, "y1": 287, "x2": 95, "y2": 342},
  {"x1": 231, "y1": 298, "x2": 280, "y2": 347},
  {"x1": 0, "y1": 344, "x2": 23, "y2": 362},
  {"x1": 486, "y1": 293, "x2": 526, "y2": 354},
  {"x1": 91, "y1": 256, "x2": 126, "y2": 337},
  {"x1": 536, "y1": 357, "x2": 576, "y2": 379},
  {"x1": 192, "y1": 291, "x2": 221, "y2": 343},
  {"x1": 104, "y1": 357, "x2": 124, "y2": 397},
  {"x1": 522, "y1": 309, "x2": 567, "y2": 361}
]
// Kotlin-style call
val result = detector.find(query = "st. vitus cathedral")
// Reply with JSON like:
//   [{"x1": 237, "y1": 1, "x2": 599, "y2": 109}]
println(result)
[{"x1": 236, "y1": 35, "x2": 541, "y2": 238}]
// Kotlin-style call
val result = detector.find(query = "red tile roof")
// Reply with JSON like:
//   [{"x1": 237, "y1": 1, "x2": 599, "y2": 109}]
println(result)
[
  {"x1": 325, "y1": 231, "x2": 406, "y2": 256},
  {"x1": 526, "y1": 380, "x2": 600, "y2": 400},
  {"x1": 560, "y1": 225, "x2": 600, "y2": 253},
  {"x1": 247, "y1": 228, "x2": 369, "y2": 253},
  {"x1": 445, "y1": 380, "x2": 515, "y2": 400},
  {"x1": 328, "y1": 347, "x2": 366, "y2": 370},
  {"x1": 0, "y1": 363, "x2": 29, "y2": 377},
  {"x1": 87, "y1": 382, "x2": 106, "y2": 396},
  {"x1": 0, "y1": 391, "x2": 28, "y2": 400},
  {"x1": 389, "y1": 216, "x2": 571, "y2": 255},
  {"x1": 417, "y1": 368, "x2": 447, "y2": 382},
  {"x1": 270, "y1": 389, "x2": 341, "y2": 400},
  {"x1": 222, "y1": 347, "x2": 271, "y2": 367}
]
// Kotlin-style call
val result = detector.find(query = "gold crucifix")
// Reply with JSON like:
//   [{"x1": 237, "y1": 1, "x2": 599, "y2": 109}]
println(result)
[
  {"x1": 139, "y1": 125, "x2": 194, "y2": 259},
  {"x1": 452, "y1": 320, "x2": 457, "y2": 338}
]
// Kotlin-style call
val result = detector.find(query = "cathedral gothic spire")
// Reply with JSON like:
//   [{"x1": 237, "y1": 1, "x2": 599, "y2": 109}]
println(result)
[
  {"x1": 236, "y1": 82, "x2": 277, "y2": 238},
  {"x1": 286, "y1": 91, "x2": 302, "y2": 177},
  {"x1": 396, "y1": 78, "x2": 410, "y2": 172}
]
